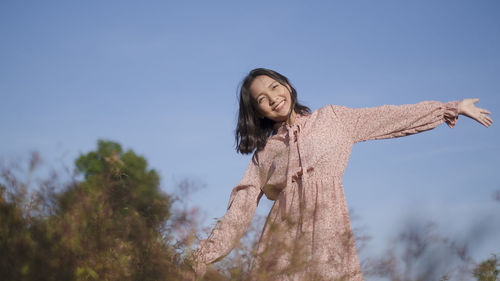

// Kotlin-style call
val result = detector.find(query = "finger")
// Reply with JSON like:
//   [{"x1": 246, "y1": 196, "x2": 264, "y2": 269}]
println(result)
[
  {"x1": 475, "y1": 115, "x2": 487, "y2": 127},
  {"x1": 480, "y1": 109, "x2": 491, "y2": 115},
  {"x1": 480, "y1": 119, "x2": 489, "y2": 127},
  {"x1": 473, "y1": 98, "x2": 479, "y2": 104},
  {"x1": 482, "y1": 118, "x2": 491, "y2": 127},
  {"x1": 485, "y1": 115, "x2": 493, "y2": 124},
  {"x1": 485, "y1": 118, "x2": 493, "y2": 127},
  {"x1": 481, "y1": 116, "x2": 491, "y2": 127}
]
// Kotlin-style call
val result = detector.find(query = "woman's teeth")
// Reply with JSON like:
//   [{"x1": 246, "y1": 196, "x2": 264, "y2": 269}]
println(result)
[{"x1": 274, "y1": 100, "x2": 285, "y2": 111}]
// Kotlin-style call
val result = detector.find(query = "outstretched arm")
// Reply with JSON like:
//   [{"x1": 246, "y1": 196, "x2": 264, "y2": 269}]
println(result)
[
  {"x1": 457, "y1": 98, "x2": 493, "y2": 127},
  {"x1": 330, "y1": 98, "x2": 491, "y2": 144},
  {"x1": 191, "y1": 157, "x2": 263, "y2": 280}
]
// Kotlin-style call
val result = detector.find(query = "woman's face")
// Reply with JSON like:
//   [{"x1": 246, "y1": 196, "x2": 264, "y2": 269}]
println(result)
[{"x1": 249, "y1": 75, "x2": 293, "y2": 122}]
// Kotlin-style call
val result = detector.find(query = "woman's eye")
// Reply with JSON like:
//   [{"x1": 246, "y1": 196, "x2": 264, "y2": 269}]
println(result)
[{"x1": 272, "y1": 85, "x2": 278, "y2": 89}]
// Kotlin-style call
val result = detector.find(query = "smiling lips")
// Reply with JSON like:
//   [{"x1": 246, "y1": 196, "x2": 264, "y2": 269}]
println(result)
[{"x1": 273, "y1": 100, "x2": 286, "y2": 112}]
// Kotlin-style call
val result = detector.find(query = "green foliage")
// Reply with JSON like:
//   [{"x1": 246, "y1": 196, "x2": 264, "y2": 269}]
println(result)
[
  {"x1": 0, "y1": 141, "x2": 185, "y2": 281},
  {"x1": 60, "y1": 140, "x2": 173, "y2": 280},
  {"x1": 3, "y1": 141, "x2": 497, "y2": 281},
  {"x1": 0, "y1": 184, "x2": 33, "y2": 280},
  {"x1": 474, "y1": 255, "x2": 499, "y2": 281},
  {"x1": 71, "y1": 139, "x2": 170, "y2": 229}
]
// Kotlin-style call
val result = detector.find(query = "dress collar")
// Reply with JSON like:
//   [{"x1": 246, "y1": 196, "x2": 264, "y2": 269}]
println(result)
[{"x1": 273, "y1": 113, "x2": 308, "y2": 136}]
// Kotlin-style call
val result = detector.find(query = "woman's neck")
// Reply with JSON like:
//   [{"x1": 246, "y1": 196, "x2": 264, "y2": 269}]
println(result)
[
  {"x1": 273, "y1": 110, "x2": 297, "y2": 129},
  {"x1": 289, "y1": 110, "x2": 297, "y2": 125}
]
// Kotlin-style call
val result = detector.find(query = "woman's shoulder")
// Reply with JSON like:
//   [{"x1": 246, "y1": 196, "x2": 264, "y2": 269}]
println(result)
[
  {"x1": 317, "y1": 104, "x2": 354, "y2": 113},
  {"x1": 300, "y1": 105, "x2": 360, "y2": 130},
  {"x1": 308, "y1": 104, "x2": 352, "y2": 120}
]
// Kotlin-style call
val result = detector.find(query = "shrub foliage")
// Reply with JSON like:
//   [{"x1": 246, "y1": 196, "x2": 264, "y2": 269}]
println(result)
[{"x1": 1, "y1": 140, "x2": 498, "y2": 281}]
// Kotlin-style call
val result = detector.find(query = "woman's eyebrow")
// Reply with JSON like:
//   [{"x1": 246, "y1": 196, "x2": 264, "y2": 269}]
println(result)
[{"x1": 255, "y1": 82, "x2": 276, "y2": 97}]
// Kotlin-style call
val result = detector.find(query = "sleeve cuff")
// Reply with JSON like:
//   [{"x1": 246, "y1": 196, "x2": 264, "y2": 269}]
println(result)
[{"x1": 443, "y1": 101, "x2": 459, "y2": 128}]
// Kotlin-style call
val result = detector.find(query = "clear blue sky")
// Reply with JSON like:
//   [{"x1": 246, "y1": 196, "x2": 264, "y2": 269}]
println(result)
[{"x1": 1, "y1": 0, "x2": 499, "y2": 263}]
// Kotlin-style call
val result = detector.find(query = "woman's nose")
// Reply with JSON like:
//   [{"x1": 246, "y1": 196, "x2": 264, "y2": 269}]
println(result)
[{"x1": 270, "y1": 97, "x2": 279, "y2": 105}]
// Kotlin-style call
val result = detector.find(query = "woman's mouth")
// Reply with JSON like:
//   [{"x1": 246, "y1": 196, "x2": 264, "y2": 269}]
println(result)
[{"x1": 274, "y1": 100, "x2": 286, "y2": 111}]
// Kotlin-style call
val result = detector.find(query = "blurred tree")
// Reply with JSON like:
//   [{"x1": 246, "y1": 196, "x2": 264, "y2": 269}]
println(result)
[
  {"x1": 54, "y1": 140, "x2": 173, "y2": 280},
  {"x1": 0, "y1": 142, "x2": 230, "y2": 281},
  {"x1": 0, "y1": 153, "x2": 76, "y2": 280},
  {"x1": 473, "y1": 255, "x2": 499, "y2": 281},
  {"x1": 0, "y1": 184, "x2": 33, "y2": 280},
  {"x1": 1, "y1": 144, "x2": 498, "y2": 281},
  {"x1": 72, "y1": 139, "x2": 170, "y2": 229}
]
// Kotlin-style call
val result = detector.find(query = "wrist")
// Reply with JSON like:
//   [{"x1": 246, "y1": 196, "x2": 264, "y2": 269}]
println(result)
[{"x1": 457, "y1": 100, "x2": 464, "y2": 115}]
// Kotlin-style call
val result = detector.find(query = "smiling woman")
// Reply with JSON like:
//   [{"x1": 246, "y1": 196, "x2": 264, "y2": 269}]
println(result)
[
  {"x1": 190, "y1": 68, "x2": 493, "y2": 281},
  {"x1": 250, "y1": 75, "x2": 293, "y2": 122},
  {"x1": 235, "y1": 69, "x2": 311, "y2": 155}
]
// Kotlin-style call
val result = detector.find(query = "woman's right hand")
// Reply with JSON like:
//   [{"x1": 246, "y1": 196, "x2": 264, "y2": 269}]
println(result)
[
  {"x1": 183, "y1": 248, "x2": 207, "y2": 281},
  {"x1": 192, "y1": 262, "x2": 207, "y2": 281},
  {"x1": 181, "y1": 261, "x2": 206, "y2": 281},
  {"x1": 181, "y1": 270, "x2": 196, "y2": 281},
  {"x1": 457, "y1": 98, "x2": 493, "y2": 127}
]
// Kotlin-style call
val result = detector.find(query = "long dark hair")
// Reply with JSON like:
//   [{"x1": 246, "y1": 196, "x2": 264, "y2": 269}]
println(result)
[{"x1": 235, "y1": 68, "x2": 311, "y2": 154}]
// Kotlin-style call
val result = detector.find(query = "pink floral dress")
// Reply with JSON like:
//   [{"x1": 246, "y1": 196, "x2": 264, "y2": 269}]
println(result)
[{"x1": 194, "y1": 101, "x2": 459, "y2": 280}]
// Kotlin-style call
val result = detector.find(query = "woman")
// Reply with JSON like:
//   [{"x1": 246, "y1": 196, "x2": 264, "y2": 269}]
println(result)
[{"x1": 191, "y1": 68, "x2": 492, "y2": 281}]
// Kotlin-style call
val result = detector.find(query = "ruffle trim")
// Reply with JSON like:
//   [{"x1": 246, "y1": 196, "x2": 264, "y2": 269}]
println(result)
[{"x1": 443, "y1": 100, "x2": 459, "y2": 128}]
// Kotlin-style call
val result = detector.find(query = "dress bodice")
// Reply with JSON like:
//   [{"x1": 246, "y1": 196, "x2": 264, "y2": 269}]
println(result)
[{"x1": 256, "y1": 114, "x2": 307, "y2": 201}]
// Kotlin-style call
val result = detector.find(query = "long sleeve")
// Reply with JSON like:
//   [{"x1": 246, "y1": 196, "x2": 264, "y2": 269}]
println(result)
[
  {"x1": 330, "y1": 101, "x2": 459, "y2": 143},
  {"x1": 193, "y1": 156, "x2": 263, "y2": 266}
]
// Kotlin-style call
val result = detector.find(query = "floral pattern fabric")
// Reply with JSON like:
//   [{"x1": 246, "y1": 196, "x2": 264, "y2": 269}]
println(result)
[{"x1": 194, "y1": 101, "x2": 459, "y2": 281}]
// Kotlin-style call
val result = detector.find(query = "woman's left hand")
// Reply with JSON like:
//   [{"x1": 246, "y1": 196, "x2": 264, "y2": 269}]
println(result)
[{"x1": 457, "y1": 98, "x2": 493, "y2": 127}]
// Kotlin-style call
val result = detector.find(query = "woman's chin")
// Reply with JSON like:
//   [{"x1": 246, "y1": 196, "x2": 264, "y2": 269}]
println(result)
[{"x1": 272, "y1": 115, "x2": 289, "y2": 123}]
